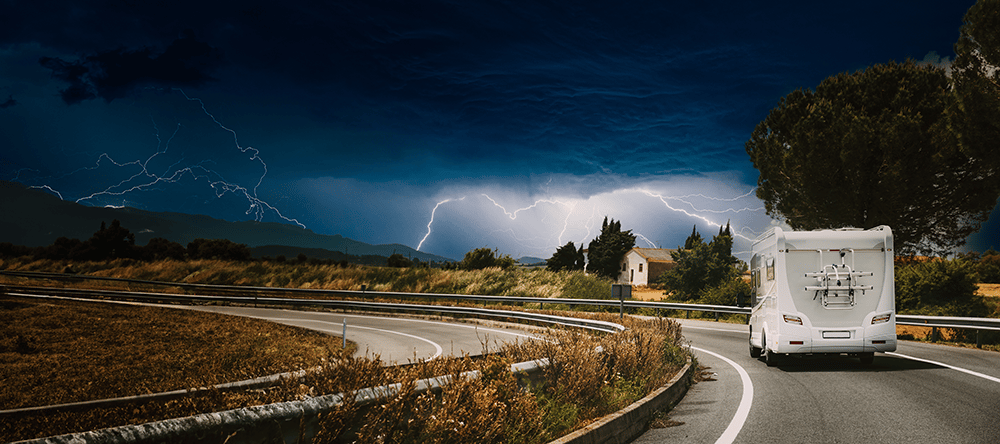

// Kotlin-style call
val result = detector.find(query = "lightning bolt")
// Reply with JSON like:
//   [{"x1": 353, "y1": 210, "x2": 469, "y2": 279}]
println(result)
[
  {"x1": 481, "y1": 194, "x2": 575, "y2": 220},
  {"x1": 417, "y1": 197, "x2": 465, "y2": 251},
  {"x1": 632, "y1": 188, "x2": 758, "y2": 242},
  {"x1": 635, "y1": 233, "x2": 657, "y2": 248},
  {"x1": 29, "y1": 184, "x2": 64, "y2": 200},
  {"x1": 21, "y1": 88, "x2": 305, "y2": 229},
  {"x1": 415, "y1": 184, "x2": 766, "y2": 259}
]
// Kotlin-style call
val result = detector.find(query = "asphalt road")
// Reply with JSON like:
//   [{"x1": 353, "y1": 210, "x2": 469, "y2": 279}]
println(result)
[
  {"x1": 119, "y1": 298, "x2": 1000, "y2": 442},
  {"x1": 184, "y1": 305, "x2": 538, "y2": 364},
  {"x1": 637, "y1": 318, "x2": 1000, "y2": 444}
]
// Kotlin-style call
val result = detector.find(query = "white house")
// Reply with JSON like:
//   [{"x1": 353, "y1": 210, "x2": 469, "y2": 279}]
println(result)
[{"x1": 618, "y1": 248, "x2": 676, "y2": 286}]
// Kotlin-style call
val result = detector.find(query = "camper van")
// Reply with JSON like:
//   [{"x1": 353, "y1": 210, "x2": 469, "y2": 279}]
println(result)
[{"x1": 748, "y1": 226, "x2": 896, "y2": 366}]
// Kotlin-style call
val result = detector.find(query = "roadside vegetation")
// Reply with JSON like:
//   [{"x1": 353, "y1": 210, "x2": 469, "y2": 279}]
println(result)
[
  {"x1": 1, "y1": 295, "x2": 688, "y2": 443},
  {"x1": 0, "y1": 256, "x2": 616, "y2": 301}
]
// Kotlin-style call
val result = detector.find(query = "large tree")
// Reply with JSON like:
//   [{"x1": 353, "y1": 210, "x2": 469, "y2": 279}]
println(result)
[
  {"x1": 952, "y1": 0, "x2": 1000, "y2": 202},
  {"x1": 746, "y1": 60, "x2": 1000, "y2": 255},
  {"x1": 546, "y1": 241, "x2": 585, "y2": 272},
  {"x1": 586, "y1": 217, "x2": 636, "y2": 280},
  {"x1": 659, "y1": 224, "x2": 740, "y2": 301}
]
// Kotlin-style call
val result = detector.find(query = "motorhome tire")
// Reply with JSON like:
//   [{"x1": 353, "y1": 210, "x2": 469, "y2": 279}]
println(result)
[
  {"x1": 750, "y1": 340, "x2": 762, "y2": 358},
  {"x1": 763, "y1": 333, "x2": 779, "y2": 366}
]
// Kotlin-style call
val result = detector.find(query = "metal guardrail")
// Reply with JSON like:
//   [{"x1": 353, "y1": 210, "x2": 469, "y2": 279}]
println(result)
[
  {"x1": 4, "y1": 270, "x2": 1000, "y2": 340},
  {"x1": 2, "y1": 284, "x2": 626, "y2": 334}
]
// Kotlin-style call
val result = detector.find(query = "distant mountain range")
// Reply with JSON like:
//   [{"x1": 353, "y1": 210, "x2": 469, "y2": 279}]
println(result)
[
  {"x1": 516, "y1": 256, "x2": 547, "y2": 266},
  {"x1": 0, "y1": 180, "x2": 455, "y2": 263}
]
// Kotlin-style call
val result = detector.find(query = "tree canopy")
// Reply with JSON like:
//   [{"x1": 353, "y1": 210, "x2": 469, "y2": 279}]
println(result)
[
  {"x1": 659, "y1": 224, "x2": 741, "y2": 301},
  {"x1": 458, "y1": 247, "x2": 516, "y2": 270},
  {"x1": 586, "y1": 217, "x2": 636, "y2": 280},
  {"x1": 746, "y1": 60, "x2": 1000, "y2": 255},
  {"x1": 546, "y1": 241, "x2": 585, "y2": 272}
]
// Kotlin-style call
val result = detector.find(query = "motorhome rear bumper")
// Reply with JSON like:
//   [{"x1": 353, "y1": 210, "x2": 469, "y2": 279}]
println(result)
[{"x1": 774, "y1": 326, "x2": 897, "y2": 353}]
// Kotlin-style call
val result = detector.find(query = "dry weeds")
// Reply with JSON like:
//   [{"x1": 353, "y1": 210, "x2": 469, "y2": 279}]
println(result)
[
  {"x1": 1, "y1": 293, "x2": 689, "y2": 443},
  {"x1": 0, "y1": 258, "x2": 690, "y2": 442},
  {"x1": 0, "y1": 257, "x2": 614, "y2": 300}
]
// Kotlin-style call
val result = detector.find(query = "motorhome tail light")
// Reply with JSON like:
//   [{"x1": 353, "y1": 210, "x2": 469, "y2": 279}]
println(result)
[
  {"x1": 790, "y1": 341, "x2": 804, "y2": 345},
  {"x1": 783, "y1": 314, "x2": 803, "y2": 325},
  {"x1": 872, "y1": 340, "x2": 887, "y2": 344},
  {"x1": 871, "y1": 313, "x2": 892, "y2": 325}
]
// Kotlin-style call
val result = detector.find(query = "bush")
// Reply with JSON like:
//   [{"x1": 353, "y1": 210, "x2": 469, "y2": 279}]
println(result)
[
  {"x1": 460, "y1": 247, "x2": 516, "y2": 270},
  {"x1": 387, "y1": 253, "x2": 413, "y2": 268},
  {"x1": 698, "y1": 278, "x2": 752, "y2": 307},
  {"x1": 561, "y1": 272, "x2": 613, "y2": 300},
  {"x1": 896, "y1": 258, "x2": 990, "y2": 318}
]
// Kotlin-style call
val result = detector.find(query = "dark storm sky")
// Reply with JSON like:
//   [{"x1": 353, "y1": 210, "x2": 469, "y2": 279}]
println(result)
[{"x1": 0, "y1": 0, "x2": 989, "y2": 260}]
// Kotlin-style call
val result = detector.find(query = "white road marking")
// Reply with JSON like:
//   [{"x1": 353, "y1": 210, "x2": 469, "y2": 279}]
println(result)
[
  {"x1": 683, "y1": 324, "x2": 748, "y2": 334},
  {"x1": 264, "y1": 317, "x2": 445, "y2": 360},
  {"x1": 332, "y1": 312, "x2": 541, "y2": 341},
  {"x1": 887, "y1": 352, "x2": 1000, "y2": 384},
  {"x1": 691, "y1": 346, "x2": 754, "y2": 444}
]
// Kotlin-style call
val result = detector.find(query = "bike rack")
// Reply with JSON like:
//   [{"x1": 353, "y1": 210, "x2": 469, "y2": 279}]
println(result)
[{"x1": 803, "y1": 249, "x2": 873, "y2": 309}]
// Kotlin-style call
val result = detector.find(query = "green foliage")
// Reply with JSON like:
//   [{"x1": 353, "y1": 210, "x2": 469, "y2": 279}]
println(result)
[
  {"x1": 536, "y1": 393, "x2": 579, "y2": 439},
  {"x1": 187, "y1": 238, "x2": 252, "y2": 261},
  {"x1": 952, "y1": 1, "x2": 1000, "y2": 203},
  {"x1": 87, "y1": 220, "x2": 138, "y2": 260},
  {"x1": 386, "y1": 253, "x2": 413, "y2": 268},
  {"x1": 746, "y1": 60, "x2": 1000, "y2": 256},
  {"x1": 460, "y1": 247, "x2": 516, "y2": 270},
  {"x1": 586, "y1": 217, "x2": 636, "y2": 280},
  {"x1": 560, "y1": 272, "x2": 614, "y2": 299},
  {"x1": 895, "y1": 258, "x2": 989, "y2": 318},
  {"x1": 699, "y1": 276, "x2": 753, "y2": 307},
  {"x1": 142, "y1": 238, "x2": 186, "y2": 261},
  {"x1": 956, "y1": 250, "x2": 1000, "y2": 283},
  {"x1": 659, "y1": 224, "x2": 740, "y2": 301},
  {"x1": 546, "y1": 241, "x2": 585, "y2": 272}
]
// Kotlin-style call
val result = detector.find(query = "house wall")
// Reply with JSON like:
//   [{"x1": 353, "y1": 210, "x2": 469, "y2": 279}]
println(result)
[
  {"x1": 620, "y1": 251, "x2": 646, "y2": 285},
  {"x1": 619, "y1": 251, "x2": 676, "y2": 286}
]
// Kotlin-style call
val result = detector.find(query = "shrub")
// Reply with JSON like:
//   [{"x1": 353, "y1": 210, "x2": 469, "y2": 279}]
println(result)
[
  {"x1": 460, "y1": 247, "x2": 516, "y2": 270},
  {"x1": 561, "y1": 272, "x2": 613, "y2": 300},
  {"x1": 698, "y1": 278, "x2": 753, "y2": 307},
  {"x1": 896, "y1": 258, "x2": 990, "y2": 319}
]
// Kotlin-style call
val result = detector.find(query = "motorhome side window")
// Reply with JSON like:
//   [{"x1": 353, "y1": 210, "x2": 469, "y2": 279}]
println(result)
[
  {"x1": 750, "y1": 254, "x2": 760, "y2": 288},
  {"x1": 766, "y1": 257, "x2": 775, "y2": 281}
]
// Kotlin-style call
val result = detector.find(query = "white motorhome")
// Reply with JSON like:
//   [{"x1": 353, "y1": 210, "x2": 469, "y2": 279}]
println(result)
[{"x1": 748, "y1": 226, "x2": 896, "y2": 366}]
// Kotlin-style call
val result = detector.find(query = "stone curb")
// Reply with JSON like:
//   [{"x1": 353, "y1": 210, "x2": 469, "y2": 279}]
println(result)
[{"x1": 548, "y1": 356, "x2": 696, "y2": 444}]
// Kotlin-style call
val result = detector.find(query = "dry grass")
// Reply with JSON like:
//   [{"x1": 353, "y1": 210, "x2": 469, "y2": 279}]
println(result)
[
  {"x1": 312, "y1": 313, "x2": 688, "y2": 443},
  {"x1": 0, "y1": 257, "x2": 614, "y2": 300},
  {"x1": 632, "y1": 286, "x2": 667, "y2": 301},
  {"x1": 0, "y1": 296, "x2": 349, "y2": 409},
  {"x1": 2, "y1": 300, "x2": 688, "y2": 443},
  {"x1": 978, "y1": 283, "x2": 1000, "y2": 298},
  {"x1": 0, "y1": 295, "x2": 350, "y2": 441},
  {"x1": 0, "y1": 259, "x2": 691, "y2": 443}
]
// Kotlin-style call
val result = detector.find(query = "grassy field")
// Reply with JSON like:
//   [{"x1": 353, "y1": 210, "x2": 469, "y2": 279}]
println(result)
[
  {"x1": 0, "y1": 257, "x2": 616, "y2": 300},
  {"x1": 0, "y1": 261, "x2": 690, "y2": 443},
  {"x1": 0, "y1": 294, "x2": 352, "y2": 441}
]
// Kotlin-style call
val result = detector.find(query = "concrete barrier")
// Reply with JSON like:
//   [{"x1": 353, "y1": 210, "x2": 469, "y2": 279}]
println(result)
[
  {"x1": 17, "y1": 360, "x2": 549, "y2": 444},
  {"x1": 17, "y1": 357, "x2": 690, "y2": 444},
  {"x1": 548, "y1": 357, "x2": 695, "y2": 444}
]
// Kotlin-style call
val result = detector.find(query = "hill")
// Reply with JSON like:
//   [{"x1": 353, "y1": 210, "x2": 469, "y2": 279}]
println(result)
[
  {"x1": 0, "y1": 181, "x2": 454, "y2": 263},
  {"x1": 516, "y1": 256, "x2": 547, "y2": 266}
]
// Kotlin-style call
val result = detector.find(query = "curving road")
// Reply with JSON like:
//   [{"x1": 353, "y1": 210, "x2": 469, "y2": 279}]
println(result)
[
  {"x1": 185, "y1": 305, "x2": 538, "y2": 364},
  {"x1": 637, "y1": 318, "x2": 1000, "y2": 444}
]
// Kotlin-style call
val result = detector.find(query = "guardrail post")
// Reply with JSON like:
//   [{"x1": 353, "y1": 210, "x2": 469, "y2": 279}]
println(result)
[
  {"x1": 930, "y1": 327, "x2": 938, "y2": 343},
  {"x1": 619, "y1": 289, "x2": 624, "y2": 320},
  {"x1": 977, "y1": 329, "x2": 982, "y2": 349},
  {"x1": 342, "y1": 319, "x2": 347, "y2": 349}
]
